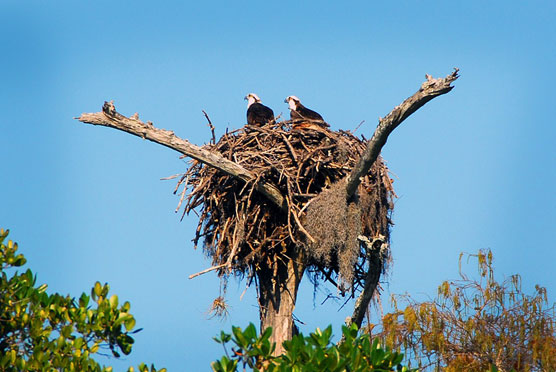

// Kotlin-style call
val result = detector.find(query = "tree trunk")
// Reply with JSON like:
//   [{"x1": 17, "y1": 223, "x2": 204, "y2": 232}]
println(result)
[{"x1": 257, "y1": 247, "x2": 305, "y2": 355}]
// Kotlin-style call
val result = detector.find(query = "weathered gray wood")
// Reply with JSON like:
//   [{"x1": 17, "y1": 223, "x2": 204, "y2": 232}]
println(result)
[
  {"x1": 346, "y1": 69, "x2": 459, "y2": 198},
  {"x1": 345, "y1": 235, "x2": 387, "y2": 333},
  {"x1": 77, "y1": 101, "x2": 287, "y2": 210},
  {"x1": 343, "y1": 69, "x2": 459, "y2": 336}
]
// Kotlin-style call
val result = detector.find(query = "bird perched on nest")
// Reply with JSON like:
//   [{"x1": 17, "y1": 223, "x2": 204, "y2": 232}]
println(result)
[
  {"x1": 245, "y1": 93, "x2": 275, "y2": 126},
  {"x1": 285, "y1": 95, "x2": 329, "y2": 129}
]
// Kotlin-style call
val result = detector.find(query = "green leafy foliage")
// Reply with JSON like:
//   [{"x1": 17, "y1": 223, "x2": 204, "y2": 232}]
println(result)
[
  {"x1": 211, "y1": 323, "x2": 416, "y2": 371},
  {"x1": 0, "y1": 228, "x2": 166, "y2": 372}
]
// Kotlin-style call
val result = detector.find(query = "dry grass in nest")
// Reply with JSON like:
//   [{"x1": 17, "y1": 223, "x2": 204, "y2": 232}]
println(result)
[{"x1": 175, "y1": 120, "x2": 396, "y2": 293}]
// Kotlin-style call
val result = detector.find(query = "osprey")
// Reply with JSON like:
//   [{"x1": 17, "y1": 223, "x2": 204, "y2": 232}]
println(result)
[
  {"x1": 245, "y1": 93, "x2": 275, "y2": 126},
  {"x1": 285, "y1": 95, "x2": 329, "y2": 128}
]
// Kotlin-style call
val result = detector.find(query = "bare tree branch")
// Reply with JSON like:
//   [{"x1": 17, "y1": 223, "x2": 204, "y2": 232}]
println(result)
[
  {"x1": 345, "y1": 235, "x2": 388, "y2": 332},
  {"x1": 346, "y1": 68, "x2": 459, "y2": 198},
  {"x1": 76, "y1": 101, "x2": 287, "y2": 210},
  {"x1": 202, "y1": 110, "x2": 216, "y2": 145}
]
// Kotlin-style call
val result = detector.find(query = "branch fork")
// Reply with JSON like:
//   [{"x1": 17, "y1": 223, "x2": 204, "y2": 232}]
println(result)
[{"x1": 76, "y1": 69, "x2": 460, "y2": 331}]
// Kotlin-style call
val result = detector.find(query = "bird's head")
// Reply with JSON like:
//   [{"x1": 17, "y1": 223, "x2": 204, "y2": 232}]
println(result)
[
  {"x1": 284, "y1": 95, "x2": 300, "y2": 110},
  {"x1": 245, "y1": 93, "x2": 261, "y2": 107}
]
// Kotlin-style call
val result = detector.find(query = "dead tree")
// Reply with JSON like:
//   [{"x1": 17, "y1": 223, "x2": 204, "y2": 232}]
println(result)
[{"x1": 76, "y1": 69, "x2": 458, "y2": 354}]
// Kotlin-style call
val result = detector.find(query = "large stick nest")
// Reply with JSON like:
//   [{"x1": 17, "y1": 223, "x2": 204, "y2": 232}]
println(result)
[{"x1": 176, "y1": 120, "x2": 396, "y2": 293}]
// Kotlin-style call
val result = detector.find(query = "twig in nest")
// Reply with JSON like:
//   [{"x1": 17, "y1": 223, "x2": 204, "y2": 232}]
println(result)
[
  {"x1": 224, "y1": 200, "x2": 245, "y2": 270},
  {"x1": 290, "y1": 206, "x2": 315, "y2": 243},
  {"x1": 298, "y1": 197, "x2": 316, "y2": 215},
  {"x1": 175, "y1": 174, "x2": 190, "y2": 213},
  {"x1": 189, "y1": 263, "x2": 226, "y2": 279},
  {"x1": 202, "y1": 110, "x2": 216, "y2": 145},
  {"x1": 280, "y1": 133, "x2": 298, "y2": 164},
  {"x1": 160, "y1": 173, "x2": 182, "y2": 181},
  {"x1": 352, "y1": 120, "x2": 365, "y2": 134}
]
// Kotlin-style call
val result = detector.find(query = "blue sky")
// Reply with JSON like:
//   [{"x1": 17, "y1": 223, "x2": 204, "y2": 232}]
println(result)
[{"x1": 1, "y1": 1, "x2": 555, "y2": 370}]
